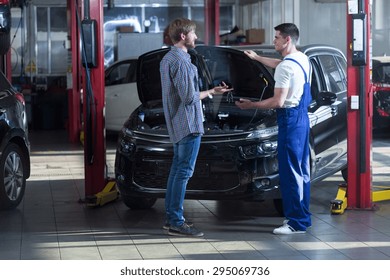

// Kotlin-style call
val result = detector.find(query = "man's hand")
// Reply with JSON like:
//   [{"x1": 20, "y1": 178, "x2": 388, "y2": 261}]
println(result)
[
  {"x1": 244, "y1": 50, "x2": 257, "y2": 60},
  {"x1": 213, "y1": 81, "x2": 234, "y2": 95},
  {"x1": 243, "y1": 50, "x2": 282, "y2": 69},
  {"x1": 235, "y1": 98, "x2": 254, "y2": 110}
]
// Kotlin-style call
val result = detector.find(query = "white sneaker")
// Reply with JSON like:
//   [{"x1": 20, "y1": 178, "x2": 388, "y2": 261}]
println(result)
[
  {"x1": 273, "y1": 224, "x2": 306, "y2": 235},
  {"x1": 283, "y1": 219, "x2": 312, "y2": 228}
]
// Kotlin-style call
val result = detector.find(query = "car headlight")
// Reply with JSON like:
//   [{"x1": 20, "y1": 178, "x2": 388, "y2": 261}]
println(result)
[
  {"x1": 239, "y1": 140, "x2": 277, "y2": 159},
  {"x1": 261, "y1": 141, "x2": 277, "y2": 152},
  {"x1": 248, "y1": 126, "x2": 278, "y2": 139}
]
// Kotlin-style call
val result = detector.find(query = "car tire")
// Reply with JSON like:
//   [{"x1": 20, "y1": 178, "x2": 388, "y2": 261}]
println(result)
[
  {"x1": 122, "y1": 195, "x2": 157, "y2": 209},
  {"x1": 0, "y1": 143, "x2": 27, "y2": 210},
  {"x1": 273, "y1": 198, "x2": 284, "y2": 217}
]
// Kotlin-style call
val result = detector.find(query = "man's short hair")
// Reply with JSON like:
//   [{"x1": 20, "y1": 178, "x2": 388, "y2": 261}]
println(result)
[
  {"x1": 274, "y1": 23, "x2": 299, "y2": 44},
  {"x1": 168, "y1": 18, "x2": 197, "y2": 44}
]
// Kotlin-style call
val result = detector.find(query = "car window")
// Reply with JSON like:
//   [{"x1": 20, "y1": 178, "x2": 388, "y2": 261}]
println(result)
[
  {"x1": 126, "y1": 60, "x2": 138, "y2": 83},
  {"x1": 373, "y1": 62, "x2": 390, "y2": 84},
  {"x1": 309, "y1": 59, "x2": 321, "y2": 102},
  {"x1": 106, "y1": 62, "x2": 131, "y2": 86},
  {"x1": 335, "y1": 55, "x2": 347, "y2": 86},
  {"x1": 381, "y1": 65, "x2": 390, "y2": 83},
  {"x1": 317, "y1": 55, "x2": 346, "y2": 93}
]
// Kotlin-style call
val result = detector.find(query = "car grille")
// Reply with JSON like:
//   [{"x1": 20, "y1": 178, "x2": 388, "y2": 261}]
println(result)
[{"x1": 133, "y1": 158, "x2": 240, "y2": 191}]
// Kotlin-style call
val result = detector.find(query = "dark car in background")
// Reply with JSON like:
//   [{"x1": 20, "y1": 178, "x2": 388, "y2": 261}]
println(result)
[
  {"x1": 372, "y1": 56, "x2": 390, "y2": 129},
  {"x1": 114, "y1": 44, "x2": 348, "y2": 215},
  {"x1": 0, "y1": 70, "x2": 30, "y2": 210}
]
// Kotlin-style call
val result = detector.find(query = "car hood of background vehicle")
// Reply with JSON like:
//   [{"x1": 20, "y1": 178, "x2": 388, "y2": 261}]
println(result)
[{"x1": 136, "y1": 45, "x2": 275, "y2": 105}]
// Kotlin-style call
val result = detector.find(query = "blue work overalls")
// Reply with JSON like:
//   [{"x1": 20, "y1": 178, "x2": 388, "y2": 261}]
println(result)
[{"x1": 277, "y1": 58, "x2": 312, "y2": 231}]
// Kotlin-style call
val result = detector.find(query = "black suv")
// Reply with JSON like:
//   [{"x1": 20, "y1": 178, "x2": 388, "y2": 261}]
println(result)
[{"x1": 114, "y1": 45, "x2": 347, "y2": 214}]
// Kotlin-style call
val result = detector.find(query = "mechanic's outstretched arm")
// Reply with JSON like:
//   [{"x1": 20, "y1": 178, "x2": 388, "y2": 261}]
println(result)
[
  {"x1": 244, "y1": 50, "x2": 282, "y2": 69},
  {"x1": 235, "y1": 88, "x2": 287, "y2": 110}
]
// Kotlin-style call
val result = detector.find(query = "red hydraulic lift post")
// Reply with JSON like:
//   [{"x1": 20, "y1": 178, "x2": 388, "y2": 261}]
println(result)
[
  {"x1": 78, "y1": 0, "x2": 117, "y2": 206},
  {"x1": 343, "y1": 0, "x2": 373, "y2": 211},
  {"x1": 204, "y1": 0, "x2": 220, "y2": 45},
  {"x1": 67, "y1": 0, "x2": 81, "y2": 143},
  {"x1": 332, "y1": 0, "x2": 373, "y2": 214}
]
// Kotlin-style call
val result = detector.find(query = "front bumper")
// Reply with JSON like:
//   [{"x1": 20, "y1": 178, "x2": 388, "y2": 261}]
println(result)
[{"x1": 114, "y1": 137, "x2": 281, "y2": 202}]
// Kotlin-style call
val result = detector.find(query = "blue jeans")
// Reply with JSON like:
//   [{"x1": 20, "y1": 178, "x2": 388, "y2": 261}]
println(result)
[{"x1": 165, "y1": 134, "x2": 201, "y2": 227}]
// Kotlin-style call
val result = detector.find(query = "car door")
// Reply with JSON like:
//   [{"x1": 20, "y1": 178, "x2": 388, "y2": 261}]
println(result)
[
  {"x1": 307, "y1": 53, "x2": 347, "y2": 179},
  {"x1": 105, "y1": 59, "x2": 141, "y2": 131}
]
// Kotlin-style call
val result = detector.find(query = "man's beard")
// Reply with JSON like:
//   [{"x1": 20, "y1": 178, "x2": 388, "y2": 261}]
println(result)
[{"x1": 185, "y1": 39, "x2": 195, "y2": 49}]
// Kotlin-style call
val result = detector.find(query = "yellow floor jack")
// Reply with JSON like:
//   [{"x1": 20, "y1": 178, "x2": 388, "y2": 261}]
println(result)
[
  {"x1": 331, "y1": 183, "x2": 348, "y2": 214},
  {"x1": 331, "y1": 183, "x2": 390, "y2": 214},
  {"x1": 87, "y1": 180, "x2": 119, "y2": 207}
]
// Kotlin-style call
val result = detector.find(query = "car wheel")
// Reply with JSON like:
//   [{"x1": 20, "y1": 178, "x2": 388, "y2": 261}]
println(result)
[
  {"x1": 273, "y1": 198, "x2": 284, "y2": 217},
  {"x1": 341, "y1": 168, "x2": 347, "y2": 182},
  {"x1": 122, "y1": 195, "x2": 157, "y2": 209},
  {"x1": 0, "y1": 143, "x2": 27, "y2": 210}
]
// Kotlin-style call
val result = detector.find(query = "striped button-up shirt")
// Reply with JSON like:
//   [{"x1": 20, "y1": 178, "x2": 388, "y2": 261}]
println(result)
[{"x1": 160, "y1": 46, "x2": 204, "y2": 143}]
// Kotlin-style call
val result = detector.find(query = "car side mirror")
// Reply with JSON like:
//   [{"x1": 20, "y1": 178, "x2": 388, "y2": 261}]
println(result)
[{"x1": 317, "y1": 91, "x2": 337, "y2": 106}]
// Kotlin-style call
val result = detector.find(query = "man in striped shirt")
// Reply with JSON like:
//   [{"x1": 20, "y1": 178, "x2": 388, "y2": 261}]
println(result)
[{"x1": 160, "y1": 18, "x2": 232, "y2": 237}]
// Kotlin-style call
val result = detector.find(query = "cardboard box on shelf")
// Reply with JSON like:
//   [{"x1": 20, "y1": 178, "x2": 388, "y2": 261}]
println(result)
[
  {"x1": 118, "y1": 26, "x2": 135, "y2": 33},
  {"x1": 246, "y1": 28, "x2": 265, "y2": 44}
]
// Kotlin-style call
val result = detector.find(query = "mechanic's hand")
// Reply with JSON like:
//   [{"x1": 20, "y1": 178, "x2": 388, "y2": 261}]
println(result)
[
  {"x1": 213, "y1": 81, "x2": 234, "y2": 95},
  {"x1": 235, "y1": 98, "x2": 253, "y2": 110},
  {"x1": 244, "y1": 50, "x2": 257, "y2": 60}
]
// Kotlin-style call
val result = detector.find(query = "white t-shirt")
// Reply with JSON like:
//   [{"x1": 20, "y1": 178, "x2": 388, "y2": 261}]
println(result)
[{"x1": 274, "y1": 52, "x2": 311, "y2": 108}]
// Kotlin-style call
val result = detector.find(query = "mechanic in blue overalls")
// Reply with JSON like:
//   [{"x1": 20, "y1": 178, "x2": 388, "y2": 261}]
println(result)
[{"x1": 236, "y1": 23, "x2": 312, "y2": 234}]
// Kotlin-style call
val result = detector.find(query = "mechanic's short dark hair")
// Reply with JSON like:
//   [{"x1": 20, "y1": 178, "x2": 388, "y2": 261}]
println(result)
[
  {"x1": 274, "y1": 23, "x2": 300, "y2": 44},
  {"x1": 169, "y1": 18, "x2": 197, "y2": 44}
]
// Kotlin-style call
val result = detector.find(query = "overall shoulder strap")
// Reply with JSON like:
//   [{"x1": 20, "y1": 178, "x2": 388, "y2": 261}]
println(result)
[
  {"x1": 284, "y1": 58, "x2": 311, "y2": 83},
  {"x1": 284, "y1": 58, "x2": 312, "y2": 108}
]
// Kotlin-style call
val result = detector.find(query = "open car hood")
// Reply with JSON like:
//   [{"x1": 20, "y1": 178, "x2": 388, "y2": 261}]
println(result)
[{"x1": 136, "y1": 45, "x2": 275, "y2": 105}]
